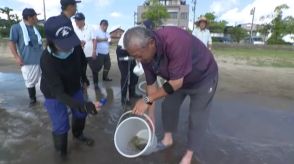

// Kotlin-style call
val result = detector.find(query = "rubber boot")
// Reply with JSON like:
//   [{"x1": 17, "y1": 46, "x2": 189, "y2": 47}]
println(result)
[
  {"x1": 52, "y1": 132, "x2": 68, "y2": 158},
  {"x1": 72, "y1": 118, "x2": 95, "y2": 146},
  {"x1": 28, "y1": 87, "x2": 36, "y2": 106}
]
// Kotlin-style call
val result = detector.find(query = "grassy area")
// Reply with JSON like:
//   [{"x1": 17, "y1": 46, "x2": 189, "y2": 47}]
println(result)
[{"x1": 213, "y1": 46, "x2": 294, "y2": 68}]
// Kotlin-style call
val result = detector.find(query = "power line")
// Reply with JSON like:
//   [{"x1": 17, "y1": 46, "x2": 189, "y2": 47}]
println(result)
[{"x1": 250, "y1": 7, "x2": 255, "y2": 43}]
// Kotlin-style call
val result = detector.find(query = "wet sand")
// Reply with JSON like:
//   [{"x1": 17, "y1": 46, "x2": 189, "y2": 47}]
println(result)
[{"x1": 1, "y1": 43, "x2": 294, "y2": 164}]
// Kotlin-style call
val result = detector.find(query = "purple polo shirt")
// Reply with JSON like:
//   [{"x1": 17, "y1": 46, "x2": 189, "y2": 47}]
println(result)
[{"x1": 142, "y1": 26, "x2": 218, "y2": 89}]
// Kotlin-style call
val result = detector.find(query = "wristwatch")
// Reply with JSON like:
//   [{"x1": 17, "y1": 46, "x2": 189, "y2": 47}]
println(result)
[{"x1": 143, "y1": 96, "x2": 153, "y2": 105}]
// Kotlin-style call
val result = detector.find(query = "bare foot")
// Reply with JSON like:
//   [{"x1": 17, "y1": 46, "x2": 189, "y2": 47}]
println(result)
[
  {"x1": 179, "y1": 156, "x2": 192, "y2": 164},
  {"x1": 179, "y1": 150, "x2": 193, "y2": 164},
  {"x1": 161, "y1": 133, "x2": 173, "y2": 146}
]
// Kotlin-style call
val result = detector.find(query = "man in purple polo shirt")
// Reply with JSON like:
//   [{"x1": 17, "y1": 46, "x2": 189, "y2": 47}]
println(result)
[{"x1": 123, "y1": 26, "x2": 218, "y2": 164}]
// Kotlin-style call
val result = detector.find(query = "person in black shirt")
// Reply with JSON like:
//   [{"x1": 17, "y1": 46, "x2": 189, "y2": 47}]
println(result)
[{"x1": 40, "y1": 14, "x2": 101, "y2": 158}]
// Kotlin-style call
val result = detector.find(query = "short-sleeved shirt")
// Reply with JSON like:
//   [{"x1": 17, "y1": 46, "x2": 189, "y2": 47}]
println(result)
[
  {"x1": 142, "y1": 26, "x2": 218, "y2": 89},
  {"x1": 95, "y1": 28, "x2": 110, "y2": 55},
  {"x1": 74, "y1": 24, "x2": 96, "y2": 58},
  {"x1": 9, "y1": 23, "x2": 43, "y2": 65},
  {"x1": 118, "y1": 31, "x2": 126, "y2": 49},
  {"x1": 192, "y1": 28, "x2": 212, "y2": 47}
]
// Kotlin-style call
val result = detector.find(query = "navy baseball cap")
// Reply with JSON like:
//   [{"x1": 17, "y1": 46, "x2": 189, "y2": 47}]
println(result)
[
  {"x1": 74, "y1": 12, "x2": 85, "y2": 20},
  {"x1": 60, "y1": 0, "x2": 81, "y2": 7},
  {"x1": 22, "y1": 8, "x2": 39, "y2": 17},
  {"x1": 45, "y1": 15, "x2": 80, "y2": 50},
  {"x1": 143, "y1": 19, "x2": 155, "y2": 30}
]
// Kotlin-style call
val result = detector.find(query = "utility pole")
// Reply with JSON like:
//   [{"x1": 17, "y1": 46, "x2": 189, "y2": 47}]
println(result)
[
  {"x1": 250, "y1": 7, "x2": 255, "y2": 44},
  {"x1": 191, "y1": 0, "x2": 197, "y2": 30},
  {"x1": 43, "y1": 0, "x2": 46, "y2": 21},
  {"x1": 134, "y1": 12, "x2": 137, "y2": 26}
]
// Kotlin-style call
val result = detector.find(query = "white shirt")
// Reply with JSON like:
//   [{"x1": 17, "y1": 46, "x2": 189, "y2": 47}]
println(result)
[
  {"x1": 74, "y1": 24, "x2": 95, "y2": 58},
  {"x1": 95, "y1": 28, "x2": 111, "y2": 55},
  {"x1": 118, "y1": 31, "x2": 126, "y2": 49},
  {"x1": 192, "y1": 28, "x2": 212, "y2": 47}
]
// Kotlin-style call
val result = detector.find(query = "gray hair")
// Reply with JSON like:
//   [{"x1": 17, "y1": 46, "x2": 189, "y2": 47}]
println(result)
[{"x1": 123, "y1": 26, "x2": 153, "y2": 49}]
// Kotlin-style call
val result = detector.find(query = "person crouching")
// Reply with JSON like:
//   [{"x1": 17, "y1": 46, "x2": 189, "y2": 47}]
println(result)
[{"x1": 40, "y1": 14, "x2": 102, "y2": 158}]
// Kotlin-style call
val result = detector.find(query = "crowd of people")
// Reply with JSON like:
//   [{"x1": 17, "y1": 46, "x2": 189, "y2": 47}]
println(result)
[{"x1": 8, "y1": 0, "x2": 217, "y2": 163}]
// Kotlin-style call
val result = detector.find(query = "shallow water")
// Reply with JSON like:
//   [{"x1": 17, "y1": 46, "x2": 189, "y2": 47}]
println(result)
[{"x1": 0, "y1": 73, "x2": 294, "y2": 164}]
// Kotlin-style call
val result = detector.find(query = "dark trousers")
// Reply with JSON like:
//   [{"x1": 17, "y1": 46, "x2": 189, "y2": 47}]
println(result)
[
  {"x1": 161, "y1": 73, "x2": 218, "y2": 153},
  {"x1": 116, "y1": 46, "x2": 139, "y2": 101},
  {"x1": 97, "y1": 53, "x2": 111, "y2": 79},
  {"x1": 87, "y1": 57, "x2": 102, "y2": 84}
]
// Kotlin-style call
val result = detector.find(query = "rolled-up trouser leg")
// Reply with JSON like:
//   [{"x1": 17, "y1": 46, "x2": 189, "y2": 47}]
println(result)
[
  {"x1": 187, "y1": 74, "x2": 218, "y2": 154},
  {"x1": 21, "y1": 65, "x2": 41, "y2": 88},
  {"x1": 162, "y1": 90, "x2": 186, "y2": 133},
  {"x1": 21, "y1": 65, "x2": 41, "y2": 103}
]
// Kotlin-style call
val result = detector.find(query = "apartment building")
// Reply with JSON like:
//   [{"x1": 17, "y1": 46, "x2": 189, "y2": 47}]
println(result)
[{"x1": 137, "y1": 0, "x2": 189, "y2": 29}]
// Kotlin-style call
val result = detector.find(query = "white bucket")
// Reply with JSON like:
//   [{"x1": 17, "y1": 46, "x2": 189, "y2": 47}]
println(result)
[{"x1": 114, "y1": 111, "x2": 157, "y2": 158}]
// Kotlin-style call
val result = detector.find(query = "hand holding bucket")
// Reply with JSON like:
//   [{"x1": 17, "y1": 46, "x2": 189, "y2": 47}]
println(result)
[
  {"x1": 132, "y1": 98, "x2": 150, "y2": 116},
  {"x1": 114, "y1": 111, "x2": 157, "y2": 158}
]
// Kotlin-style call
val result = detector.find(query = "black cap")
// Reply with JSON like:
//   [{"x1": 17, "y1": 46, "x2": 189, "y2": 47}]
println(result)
[
  {"x1": 60, "y1": 0, "x2": 81, "y2": 7},
  {"x1": 143, "y1": 19, "x2": 155, "y2": 30},
  {"x1": 74, "y1": 12, "x2": 85, "y2": 20},
  {"x1": 45, "y1": 15, "x2": 80, "y2": 50},
  {"x1": 100, "y1": 19, "x2": 108, "y2": 25},
  {"x1": 22, "y1": 8, "x2": 38, "y2": 17}
]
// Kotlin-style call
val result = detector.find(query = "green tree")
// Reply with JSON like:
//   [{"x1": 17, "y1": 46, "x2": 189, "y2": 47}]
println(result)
[
  {"x1": 258, "y1": 16, "x2": 272, "y2": 40},
  {"x1": 142, "y1": 0, "x2": 169, "y2": 26},
  {"x1": 227, "y1": 26, "x2": 248, "y2": 43},
  {"x1": 204, "y1": 12, "x2": 216, "y2": 21},
  {"x1": 267, "y1": 4, "x2": 289, "y2": 44},
  {"x1": 203, "y1": 12, "x2": 227, "y2": 34},
  {"x1": 36, "y1": 25, "x2": 45, "y2": 38},
  {"x1": 0, "y1": 7, "x2": 21, "y2": 38},
  {"x1": 0, "y1": 7, "x2": 13, "y2": 21},
  {"x1": 284, "y1": 16, "x2": 294, "y2": 35}
]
